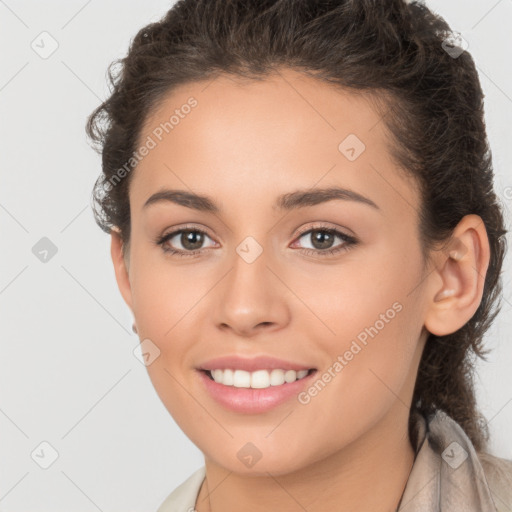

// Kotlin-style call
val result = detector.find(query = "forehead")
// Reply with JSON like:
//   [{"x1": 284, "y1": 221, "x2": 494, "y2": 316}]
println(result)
[
  {"x1": 130, "y1": 68, "x2": 420, "y2": 221},
  {"x1": 140, "y1": 68, "x2": 385, "y2": 151}
]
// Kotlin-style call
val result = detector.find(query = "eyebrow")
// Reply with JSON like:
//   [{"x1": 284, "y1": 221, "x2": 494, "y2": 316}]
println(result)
[{"x1": 142, "y1": 186, "x2": 380, "y2": 213}]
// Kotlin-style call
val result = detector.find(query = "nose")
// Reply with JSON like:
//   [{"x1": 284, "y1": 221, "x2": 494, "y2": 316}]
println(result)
[{"x1": 213, "y1": 244, "x2": 290, "y2": 338}]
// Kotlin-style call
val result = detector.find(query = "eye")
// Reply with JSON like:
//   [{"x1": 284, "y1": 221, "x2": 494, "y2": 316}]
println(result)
[
  {"x1": 155, "y1": 226, "x2": 216, "y2": 257},
  {"x1": 291, "y1": 225, "x2": 357, "y2": 257},
  {"x1": 154, "y1": 223, "x2": 358, "y2": 258}
]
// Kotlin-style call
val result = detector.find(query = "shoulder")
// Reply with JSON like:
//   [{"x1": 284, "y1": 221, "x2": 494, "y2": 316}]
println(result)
[
  {"x1": 156, "y1": 466, "x2": 206, "y2": 512},
  {"x1": 477, "y1": 452, "x2": 512, "y2": 512}
]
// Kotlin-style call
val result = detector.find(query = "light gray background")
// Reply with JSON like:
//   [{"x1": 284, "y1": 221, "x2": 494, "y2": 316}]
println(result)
[{"x1": 1, "y1": 1, "x2": 511, "y2": 510}]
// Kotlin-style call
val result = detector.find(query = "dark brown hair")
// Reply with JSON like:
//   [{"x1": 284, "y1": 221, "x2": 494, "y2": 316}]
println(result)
[{"x1": 86, "y1": 0, "x2": 508, "y2": 452}]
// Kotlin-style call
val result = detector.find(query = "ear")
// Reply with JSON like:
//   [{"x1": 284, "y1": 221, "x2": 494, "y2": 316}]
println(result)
[
  {"x1": 110, "y1": 228, "x2": 134, "y2": 313},
  {"x1": 424, "y1": 214, "x2": 490, "y2": 336}
]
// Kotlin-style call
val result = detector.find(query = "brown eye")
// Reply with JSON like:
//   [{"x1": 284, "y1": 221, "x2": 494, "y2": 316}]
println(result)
[
  {"x1": 293, "y1": 226, "x2": 357, "y2": 257},
  {"x1": 156, "y1": 227, "x2": 216, "y2": 256},
  {"x1": 179, "y1": 230, "x2": 205, "y2": 251},
  {"x1": 307, "y1": 229, "x2": 336, "y2": 250}
]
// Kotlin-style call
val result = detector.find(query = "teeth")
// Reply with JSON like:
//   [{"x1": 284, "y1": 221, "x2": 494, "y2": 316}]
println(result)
[{"x1": 209, "y1": 368, "x2": 311, "y2": 389}]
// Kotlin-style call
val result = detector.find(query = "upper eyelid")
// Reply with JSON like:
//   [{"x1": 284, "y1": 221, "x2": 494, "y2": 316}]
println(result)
[
  {"x1": 161, "y1": 223, "x2": 214, "y2": 238},
  {"x1": 294, "y1": 223, "x2": 353, "y2": 238},
  {"x1": 290, "y1": 227, "x2": 355, "y2": 250},
  {"x1": 161, "y1": 226, "x2": 217, "y2": 246},
  {"x1": 162, "y1": 222, "x2": 351, "y2": 239}
]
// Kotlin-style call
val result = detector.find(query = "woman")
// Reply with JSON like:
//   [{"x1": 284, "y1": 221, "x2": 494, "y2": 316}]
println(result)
[{"x1": 86, "y1": 0, "x2": 512, "y2": 510}]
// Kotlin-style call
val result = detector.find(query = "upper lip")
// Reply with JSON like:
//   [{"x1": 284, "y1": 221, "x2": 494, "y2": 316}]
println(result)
[{"x1": 197, "y1": 355, "x2": 316, "y2": 372}]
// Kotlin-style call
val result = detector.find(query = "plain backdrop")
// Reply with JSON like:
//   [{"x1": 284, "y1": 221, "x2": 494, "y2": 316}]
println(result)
[{"x1": 1, "y1": 1, "x2": 511, "y2": 510}]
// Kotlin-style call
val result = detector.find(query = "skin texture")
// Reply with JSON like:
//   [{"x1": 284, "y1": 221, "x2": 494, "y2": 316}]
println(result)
[{"x1": 110, "y1": 68, "x2": 490, "y2": 512}]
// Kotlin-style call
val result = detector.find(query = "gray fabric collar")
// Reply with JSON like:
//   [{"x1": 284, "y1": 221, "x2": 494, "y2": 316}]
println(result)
[{"x1": 397, "y1": 408, "x2": 497, "y2": 511}]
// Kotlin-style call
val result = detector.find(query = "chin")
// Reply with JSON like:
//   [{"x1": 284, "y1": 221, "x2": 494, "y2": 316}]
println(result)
[
  {"x1": 198, "y1": 435, "x2": 332, "y2": 477},
  {"x1": 209, "y1": 452, "x2": 312, "y2": 476}
]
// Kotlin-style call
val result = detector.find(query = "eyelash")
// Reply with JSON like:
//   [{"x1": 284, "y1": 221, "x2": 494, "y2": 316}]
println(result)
[{"x1": 154, "y1": 223, "x2": 358, "y2": 258}]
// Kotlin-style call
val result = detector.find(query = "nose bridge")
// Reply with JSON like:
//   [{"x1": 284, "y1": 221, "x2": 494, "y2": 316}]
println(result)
[
  {"x1": 213, "y1": 232, "x2": 287, "y2": 334},
  {"x1": 226, "y1": 233, "x2": 273, "y2": 306}
]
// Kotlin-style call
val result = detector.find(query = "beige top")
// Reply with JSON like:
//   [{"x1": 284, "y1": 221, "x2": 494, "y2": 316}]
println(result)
[{"x1": 157, "y1": 409, "x2": 512, "y2": 511}]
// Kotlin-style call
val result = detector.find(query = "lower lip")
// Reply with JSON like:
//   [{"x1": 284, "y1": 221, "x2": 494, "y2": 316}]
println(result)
[{"x1": 197, "y1": 370, "x2": 317, "y2": 414}]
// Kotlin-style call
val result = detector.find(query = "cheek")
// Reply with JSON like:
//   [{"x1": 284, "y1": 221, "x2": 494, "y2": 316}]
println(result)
[
  {"x1": 143, "y1": 358, "x2": 207, "y2": 451},
  {"x1": 290, "y1": 299, "x2": 422, "y2": 457},
  {"x1": 297, "y1": 247, "x2": 424, "y2": 410},
  {"x1": 297, "y1": 245, "x2": 420, "y2": 348},
  {"x1": 129, "y1": 245, "x2": 208, "y2": 338},
  {"x1": 128, "y1": 248, "x2": 213, "y2": 403}
]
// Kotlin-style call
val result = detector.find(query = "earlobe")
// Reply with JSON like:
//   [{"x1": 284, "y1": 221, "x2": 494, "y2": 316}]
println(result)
[
  {"x1": 424, "y1": 215, "x2": 490, "y2": 337},
  {"x1": 110, "y1": 228, "x2": 134, "y2": 313}
]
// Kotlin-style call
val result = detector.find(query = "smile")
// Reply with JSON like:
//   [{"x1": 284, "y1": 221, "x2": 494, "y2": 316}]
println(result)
[
  {"x1": 198, "y1": 367, "x2": 318, "y2": 414},
  {"x1": 206, "y1": 368, "x2": 314, "y2": 389}
]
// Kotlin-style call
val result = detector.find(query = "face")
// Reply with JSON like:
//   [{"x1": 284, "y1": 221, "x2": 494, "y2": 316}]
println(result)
[{"x1": 114, "y1": 68, "x2": 433, "y2": 475}]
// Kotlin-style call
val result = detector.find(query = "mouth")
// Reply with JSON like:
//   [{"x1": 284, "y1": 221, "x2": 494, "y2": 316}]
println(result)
[
  {"x1": 197, "y1": 367, "x2": 318, "y2": 414},
  {"x1": 201, "y1": 368, "x2": 316, "y2": 389}
]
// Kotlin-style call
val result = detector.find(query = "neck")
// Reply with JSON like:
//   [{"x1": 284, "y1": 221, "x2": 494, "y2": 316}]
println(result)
[{"x1": 195, "y1": 402, "x2": 416, "y2": 512}]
